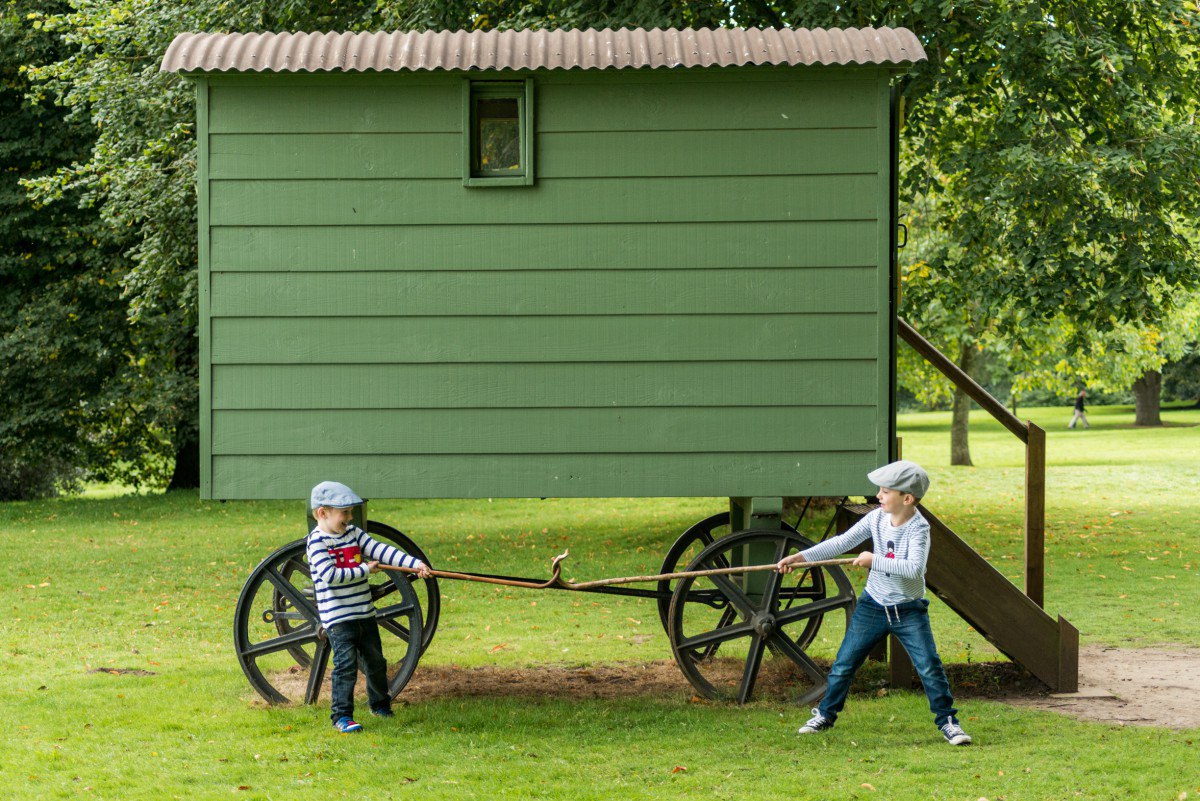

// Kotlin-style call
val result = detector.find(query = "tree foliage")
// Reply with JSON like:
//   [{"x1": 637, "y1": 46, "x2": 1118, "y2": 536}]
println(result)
[
  {"x1": 1004, "y1": 294, "x2": 1200, "y2": 396},
  {"x1": 0, "y1": 0, "x2": 170, "y2": 499},
  {"x1": 858, "y1": 0, "x2": 1200, "y2": 449}
]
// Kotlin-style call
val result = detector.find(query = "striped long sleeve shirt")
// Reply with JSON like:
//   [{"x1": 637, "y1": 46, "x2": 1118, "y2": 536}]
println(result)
[
  {"x1": 306, "y1": 524, "x2": 423, "y2": 627},
  {"x1": 799, "y1": 507, "x2": 930, "y2": 606}
]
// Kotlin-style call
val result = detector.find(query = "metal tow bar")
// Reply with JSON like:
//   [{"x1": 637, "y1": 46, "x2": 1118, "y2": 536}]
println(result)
[{"x1": 376, "y1": 550, "x2": 858, "y2": 589}]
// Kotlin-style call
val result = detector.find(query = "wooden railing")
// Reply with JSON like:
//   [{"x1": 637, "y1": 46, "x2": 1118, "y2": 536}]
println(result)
[{"x1": 897, "y1": 319, "x2": 1047, "y2": 607}]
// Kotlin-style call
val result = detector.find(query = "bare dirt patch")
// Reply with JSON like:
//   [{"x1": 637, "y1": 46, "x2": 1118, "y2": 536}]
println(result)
[
  {"x1": 88, "y1": 666, "x2": 157, "y2": 677},
  {"x1": 406, "y1": 660, "x2": 693, "y2": 701},
  {"x1": 1002, "y1": 645, "x2": 1200, "y2": 730}
]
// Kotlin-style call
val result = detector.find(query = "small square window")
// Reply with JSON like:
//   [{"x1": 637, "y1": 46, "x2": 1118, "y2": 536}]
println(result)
[{"x1": 463, "y1": 80, "x2": 533, "y2": 187}]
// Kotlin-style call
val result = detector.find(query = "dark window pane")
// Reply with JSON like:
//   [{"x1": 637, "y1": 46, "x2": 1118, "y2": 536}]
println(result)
[{"x1": 476, "y1": 97, "x2": 520, "y2": 172}]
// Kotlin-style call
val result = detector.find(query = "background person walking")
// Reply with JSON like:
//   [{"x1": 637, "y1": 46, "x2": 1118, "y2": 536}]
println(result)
[{"x1": 1068, "y1": 389, "x2": 1089, "y2": 429}]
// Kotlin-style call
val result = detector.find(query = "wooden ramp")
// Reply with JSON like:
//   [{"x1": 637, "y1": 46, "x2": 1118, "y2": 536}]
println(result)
[{"x1": 840, "y1": 502, "x2": 1079, "y2": 692}]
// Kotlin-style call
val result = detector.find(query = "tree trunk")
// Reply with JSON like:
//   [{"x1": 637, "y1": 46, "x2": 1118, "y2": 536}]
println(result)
[
  {"x1": 168, "y1": 432, "x2": 201, "y2": 489},
  {"x1": 1132, "y1": 369, "x2": 1163, "y2": 426},
  {"x1": 950, "y1": 343, "x2": 974, "y2": 466}
]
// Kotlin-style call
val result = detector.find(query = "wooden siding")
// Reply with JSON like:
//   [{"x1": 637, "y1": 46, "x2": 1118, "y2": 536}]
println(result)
[{"x1": 202, "y1": 67, "x2": 891, "y2": 499}]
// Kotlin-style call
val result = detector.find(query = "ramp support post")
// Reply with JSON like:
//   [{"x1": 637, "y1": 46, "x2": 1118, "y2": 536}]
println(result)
[{"x1": 1024, "y1": 423, "x2": 1046, "y2": 607}]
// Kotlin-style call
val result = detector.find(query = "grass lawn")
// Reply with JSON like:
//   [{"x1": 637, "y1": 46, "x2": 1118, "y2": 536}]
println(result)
[{"x1": 3, "y1": 403, "x2": 1197, "y2": 800}]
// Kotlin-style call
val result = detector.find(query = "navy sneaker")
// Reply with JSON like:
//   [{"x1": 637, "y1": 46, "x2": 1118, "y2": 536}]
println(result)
[
  {"x1": 940, "y1": 717, "x2": 972, "y2": 745},
  {"x1": 333, "y1": 717, "x2": 363, "y2": 733},
  {"x1": 370, "y1": 708, "x2": 395, "y2": 718},
  {"x1": 798, "y1": 708, "x2": 834, "y2": 734}
]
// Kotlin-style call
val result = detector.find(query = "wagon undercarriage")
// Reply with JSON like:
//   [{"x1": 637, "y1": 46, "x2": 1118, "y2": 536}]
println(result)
[{"x1": 234, "y1": 508, "x2": 856, "y2": 707}]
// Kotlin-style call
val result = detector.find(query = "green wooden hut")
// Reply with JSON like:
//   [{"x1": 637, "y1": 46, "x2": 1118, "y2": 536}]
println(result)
[
  {"x1": 165, "y1": 30, "x2": 1084, "y2": 703},
  {"x1": 161, "y1": 26, "x2": 926, "y2": 502}
]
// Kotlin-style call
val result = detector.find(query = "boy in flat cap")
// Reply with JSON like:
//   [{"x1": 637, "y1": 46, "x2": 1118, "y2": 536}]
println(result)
[
  {"x1": 307, "y1": 481, "x2": 432, "y2": 733},
  {"x1": 776, "y1": 460, "x2": 971, "y2": 745}
]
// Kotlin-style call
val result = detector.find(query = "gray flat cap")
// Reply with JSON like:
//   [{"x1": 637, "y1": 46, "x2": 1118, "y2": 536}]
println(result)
[
  {"x1": 310, "y1": 481, "x2": 363, "y2": 510},
  {"x1": 867, "y1": 460, "x2": 930, "y2": 498}
]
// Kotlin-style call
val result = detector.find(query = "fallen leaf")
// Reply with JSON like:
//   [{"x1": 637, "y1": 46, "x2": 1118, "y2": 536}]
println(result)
[
  {"x1": 490, "y1": 643, "x2": 508, "y2": 653},
  {"x1": 671, "y1": 766, "x2": 687, "y2": 774},
  {"x1": 861, "y1": 783, "x2": 876, "y2": 791},
  {"x1": 237, "y1": 786, "x2": 251, "y2": 791}
]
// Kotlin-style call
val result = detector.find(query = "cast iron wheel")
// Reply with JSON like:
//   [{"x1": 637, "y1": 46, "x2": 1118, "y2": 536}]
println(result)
[
  {"x1": 666, "y1": 528, "x2": 855, "y2": 705},
  {"x1": 655, "y1": 512, "x2": 801, "y2": 634},
  {"x1": 234, "y1": 539, "x2": 424, "y2": 705},
  {"x1": 266, "y1": 521, "x2": 439, "y2": 665}
]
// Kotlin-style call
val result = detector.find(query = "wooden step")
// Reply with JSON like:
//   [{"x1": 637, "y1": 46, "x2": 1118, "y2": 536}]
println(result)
[{"x1": 838, "y1": 502, "x2": 1078, "y2": 692}]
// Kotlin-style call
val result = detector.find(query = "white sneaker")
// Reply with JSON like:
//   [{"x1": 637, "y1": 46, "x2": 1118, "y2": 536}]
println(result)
[
  {"x1": 798, "y1": 708, "x2": 833, "y2": 734},
  {"x1": 940, "y1": 717, "x2": 972, "y2": 745}
]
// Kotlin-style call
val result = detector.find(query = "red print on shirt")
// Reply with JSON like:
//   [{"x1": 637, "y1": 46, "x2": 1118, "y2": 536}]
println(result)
[{"x1": 330, "y1": 545, "x2": 363, "y2": 569}]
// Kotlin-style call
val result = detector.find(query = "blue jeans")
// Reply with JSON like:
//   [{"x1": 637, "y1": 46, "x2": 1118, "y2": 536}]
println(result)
[
  {"x1": 327, "y1": 618, "x2": 391, "y2": 723},
  {"x1": 818, "y1": 592, "x2": 958, "y2": 728}
]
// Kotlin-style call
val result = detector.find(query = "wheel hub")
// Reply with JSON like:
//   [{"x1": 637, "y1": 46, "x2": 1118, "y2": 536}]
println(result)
[{"x1": 751, "y1": 611, "x2": 776, "y2": 637}]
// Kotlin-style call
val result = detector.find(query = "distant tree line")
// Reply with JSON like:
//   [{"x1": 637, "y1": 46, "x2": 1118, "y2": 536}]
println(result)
[{"x1": 2, "y1": 0, "x2": 1198, "y2": 498}]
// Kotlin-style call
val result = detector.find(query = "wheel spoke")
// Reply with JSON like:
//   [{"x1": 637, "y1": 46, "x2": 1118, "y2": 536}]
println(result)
[
  {"x1": 378, "y1": 616, "x2": 412, "y2": 643},
  {"x1": 760, "y1": 563, "x2": 784, "y2": 612},
  {"x1": 708, "y1": 573, "x2": 758, "y2": 618},
  {"x1": 691, "y1": 606, "x2": 738, "y2": 660},
  {"x1": 772, "y1": 537, "x2": 789, "y2": 565},
  {"x1": 281, "y1": 556, "x2": 307, "y2": 576},
  {"x1": 769, "y1": 628, "x2": 827, "y2": 686},
  {"x1": 242, "y1": 627, "x2": 318, "y2": 659},
  {"x1": 264, "y1": 567, "x2": 319, "y2": 625},
  {"x1": 375, "y1": 600, "x2": 415, "y2": 621},
  {"x1": 775, "y1": 594, "x2": 855, "y2": 627},
  {"x1": 304, "y1": 638, "x2": 331, "y2": 704},
  {"x1": 737, "y1": 633, "x2": 768, "y2": 703},
  {"x1": 371, "y1": 581, "x2": 398, "y2": 602},
  {"x1": 678, "y1": 619, "x2": 756, "y2": 652}
]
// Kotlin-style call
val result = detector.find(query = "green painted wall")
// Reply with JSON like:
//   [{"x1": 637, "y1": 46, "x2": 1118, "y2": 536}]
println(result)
[{"x1": 196, "y1": 66, "x2": 896, "y2": 500}]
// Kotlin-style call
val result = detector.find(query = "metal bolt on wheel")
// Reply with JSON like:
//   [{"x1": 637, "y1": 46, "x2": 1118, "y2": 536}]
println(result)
[{"x1": 666, "y1": 528, "x2": 855, "y2": 705}]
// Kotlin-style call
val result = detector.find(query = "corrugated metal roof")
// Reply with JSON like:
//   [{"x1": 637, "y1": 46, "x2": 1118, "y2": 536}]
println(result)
[{"x1": 160, "y1": 27, "x2": 925, "y2": 73}]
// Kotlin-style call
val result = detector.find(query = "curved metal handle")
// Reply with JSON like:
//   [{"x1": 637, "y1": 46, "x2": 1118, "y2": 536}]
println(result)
[{"x1": 897, "y1": 222, "x2": 908, "y2": 249}]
